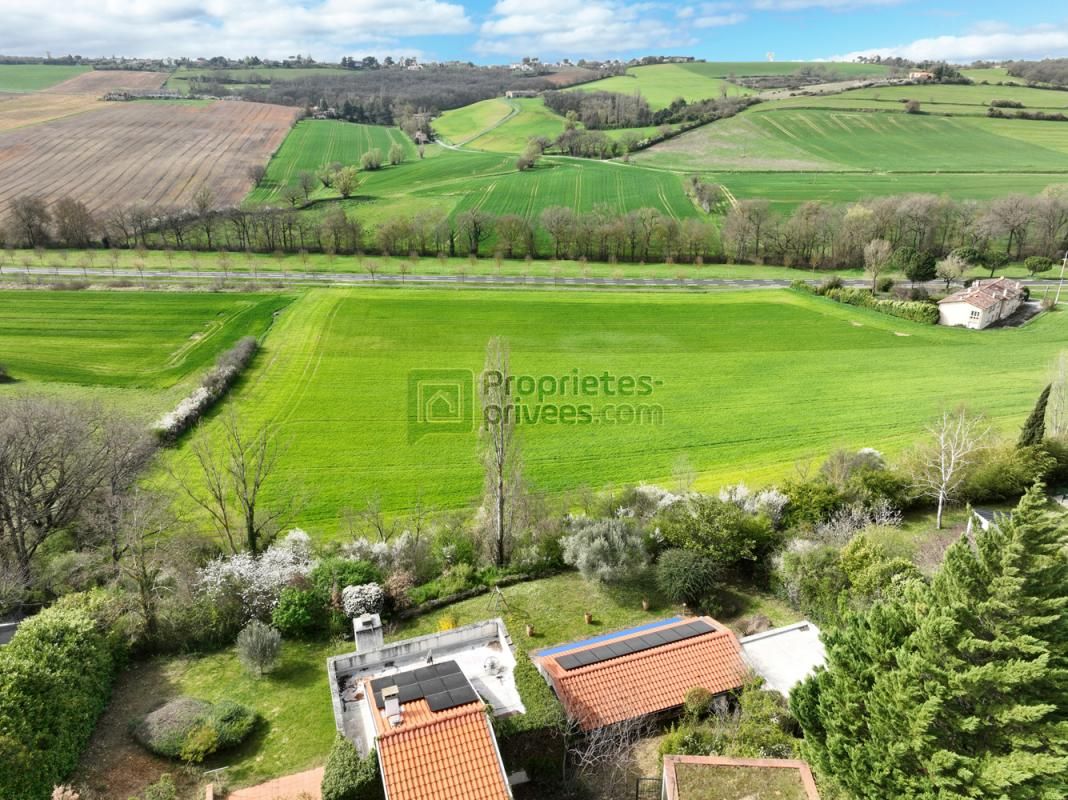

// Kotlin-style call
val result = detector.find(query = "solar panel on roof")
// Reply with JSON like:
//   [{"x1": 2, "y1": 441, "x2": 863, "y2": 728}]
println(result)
[
  {"x1": 556, "y1": 620, "x2": 718, "y2": 672},
  {"x1": 370, "y1": 660, "x2": 478, "y2": 709}
]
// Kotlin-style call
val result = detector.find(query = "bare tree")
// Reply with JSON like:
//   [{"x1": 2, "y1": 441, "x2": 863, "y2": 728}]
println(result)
[
  {"x1": 116, "y1": 490, "x2": 175, "y2": 639},
  {"x1": 479, "y1": 337, "x2": 523, "y2": 567},
  {"x1": 565, "y1": 714, "x2": 655, "y2": 796},
  {"x1": 247, "y1": 164, "x2": 267, "y2": 186},
  {"x1": 0, "y1": 399, "x2": 145, "y2": 588},
  {"x1": 1048, "y1": 352, "x2": 1068, "y2": 438},
  {"x1": 863, "y1": 238, "x2": 893, "y2": 291},
  {"x1": 911, "y1": 409, "x2": 987, "y2": 529},
  {"x1": 6, "y1": 196, "x2": 51, "y2": 247},
  {"x1": 344, "y1": 492, "x2": 398, "y2": 542},
  {"x1": 173, "y1": 412, "x2": 290, "y2": 554}
]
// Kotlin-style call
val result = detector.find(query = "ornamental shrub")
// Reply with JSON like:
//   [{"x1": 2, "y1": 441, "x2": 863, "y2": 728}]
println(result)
[
  {"x1": 0, "y1": 599, "x2": 123, "y2": 800},
  {"x1": 321, "y1": 735, "x2": 385, "y2": 800},
  {"x1": 656, "y1": 548, "x2": 720, "y2": 606},
  {"x1": 236, "y1": 620, "x2": 282, "y2": 675},
  {"x1": 341, "y1": 583, "x2": 385, "y2": 617},
  {"x1": 311, "y1": 557, "x2": 382, "y2": 595},
  {"x1": 561, "y1": 517, "x2": 648, "y2": 582},
  {"x1": 272, "y1": 586, "x2": 328, "y2": 636},
  {"x1": 133, "y1": 697, "x2": 256, "y2": 763}
]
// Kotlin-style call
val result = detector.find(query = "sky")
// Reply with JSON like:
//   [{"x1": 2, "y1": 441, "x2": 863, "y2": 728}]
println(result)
[{"x1": 2, "y1": 0, "x2": 1067, "y2": 65}]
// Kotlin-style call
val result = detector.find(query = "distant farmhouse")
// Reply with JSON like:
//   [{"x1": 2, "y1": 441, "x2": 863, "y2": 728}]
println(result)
[
  {"x1": 938, "y1": 277, "x2": 1025, "y2": 329},
  {"x1": 504, "y1": 90, "x2": 540, "y2": 99},
  {"x1": 909, "y1": 70, "x2": 936, "y2": 81}
]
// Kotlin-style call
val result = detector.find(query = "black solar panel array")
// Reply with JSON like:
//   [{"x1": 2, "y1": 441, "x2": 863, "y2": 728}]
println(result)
[
  {"x1": 370, "y1": 660, "x2": 481, "y2": 713},
  {"x1": 554, "y1": 619, "x2": 716, "y2": 672}
]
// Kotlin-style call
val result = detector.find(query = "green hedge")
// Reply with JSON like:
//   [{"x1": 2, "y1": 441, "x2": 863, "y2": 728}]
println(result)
[
  {"x1": 494, "y1": 650, "x2": 565, "y2": 739},
  {"x1": 321, "y1": 735, "x2": 384, "y2": 800},
  {"x1": 0, "y1": 598, "x2": 125, "y2": 800},
  {"x1": 794, "y1": 281, "x2": 939, "y2": 324}
]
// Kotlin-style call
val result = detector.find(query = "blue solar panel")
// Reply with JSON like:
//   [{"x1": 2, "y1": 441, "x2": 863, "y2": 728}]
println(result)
[{"x1": 556, "y1": 619, "x2": 716, "y2": 672}]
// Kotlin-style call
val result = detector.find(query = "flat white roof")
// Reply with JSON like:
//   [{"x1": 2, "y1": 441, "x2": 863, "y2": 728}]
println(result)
[{"x1": 740, "y1": 621, "x2": 826, "y2": 697}]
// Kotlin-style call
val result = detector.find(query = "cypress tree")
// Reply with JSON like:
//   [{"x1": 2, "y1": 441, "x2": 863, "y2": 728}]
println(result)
[
  {"x1": 1018, "y1": 384, "x2": 1051, "y2": 448},
  {"x1": 793, "y1": 485, "x2": 1068, "y2": 799}
]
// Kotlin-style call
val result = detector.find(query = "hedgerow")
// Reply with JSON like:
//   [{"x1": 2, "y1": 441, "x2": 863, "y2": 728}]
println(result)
[
  {"x1": 793, "y1": 281, "x2": 939, "y2": 324},
  {"x1": 321, "y1": 735, "x2": 384, "y2": 800},
  {"x1": 0, "y1": 599, "x2": 124, "y2": 800}
]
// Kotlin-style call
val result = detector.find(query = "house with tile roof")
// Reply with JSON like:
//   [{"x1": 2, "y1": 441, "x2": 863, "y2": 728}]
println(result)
[
  {"x1": 532, "y1": 616, "x2": 748, "y2": 730},
  {"x1": 326, "y1": 616, "x2": 521, "y2": 800},
  {"x1": 938, "y1": 277, "x2": 1024, "y2": 329}
]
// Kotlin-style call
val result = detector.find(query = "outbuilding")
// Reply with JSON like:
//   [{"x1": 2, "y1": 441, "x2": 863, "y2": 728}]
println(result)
[{"x1": 938, "y1": 277, "x2": 1024, "y2": 329}]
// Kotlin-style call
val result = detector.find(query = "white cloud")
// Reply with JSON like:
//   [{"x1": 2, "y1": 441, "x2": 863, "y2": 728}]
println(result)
[
  {"x1": 0, "y1": 0, "x2": 473, "y2": 60},
  {"x1": 830, "y1": 23, "x2": 1068, "y2": 62},
  {"x1": 475, "y1": 0, "x2": 692, "y2": 57},
  {"x1": 695, "y1": 12, "x2": 747, "y2": 27},
  {"x1": 750, "y1": 0, "x2": 902, "y2": 9}
]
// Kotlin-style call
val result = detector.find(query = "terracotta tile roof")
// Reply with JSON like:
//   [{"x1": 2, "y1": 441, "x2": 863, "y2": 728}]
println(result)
[
  {"x1": 939, "y1": 277, "x2": 1023, "y2": 310},
  {"x1": 368, "y1": 687, "x2": 512, "y2": 800},
  {"x1": 536, "y1": 617, "x2": 747, "y2": 730}
]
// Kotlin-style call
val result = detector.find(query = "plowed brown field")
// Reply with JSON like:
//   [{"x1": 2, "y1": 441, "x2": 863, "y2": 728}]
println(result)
[
  {"x1": 0, "y1": 100, "x2": 300, "y2": 213},
  {"x1": 0, "y1": 92, "x2": 100, "y2": 132},
  {"x1": 41, "y1": 70, "x2": 167, "y2": 95}
]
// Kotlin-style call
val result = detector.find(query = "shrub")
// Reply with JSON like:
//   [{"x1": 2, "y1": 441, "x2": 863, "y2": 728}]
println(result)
[
  {"x1": 960, "y1": 444, "x2": 1054, "y2": 503},
  {"x1": 272, "y1": 586, "x2": 328, "y2": 636},
  {"x1": 154, "y1": 336, "x2": 258, "y2": 442},
  {"x1": 876, "y1": 275, "x2": 895, "y2": 293},
  {"x1": 312, "y1": 557, "x2": 382, "y2": 595},
  {"x1": 236, "y1": 620, "x2": 282, "y2": 675},
  {"x1": 774, "y1": 542, "x2": 849, "y2": 624},
  {"x1": 660, "y1": 495, "x2": 779, "y2": 575},
  {"x1": 683, "y1": 687, "x2": 713, "y2": 721},
  {"x1": 341, "y1": 583, "x2": 385, "y2": 617},
  {"x1": 383, "y1": 570, "x2": 416, "y2": 610},
  {"x1": 561, "y1": 517, "x2": 648, "y2": 582},
  {"x1": 656, "y1": 548, "x2": 720, "y2": 606},
  {"x1": 321, "y1": 735, "x2": 384, "y2": 800},
  {"x1": 360, "y1": 149, "x2": 383, "y2": 171},
  {"x1": 139, "y1": 774, "x2": 177, "y2": 800},
  {"x1": 133, "y1": 697, "x2": 256, "y2": 763},
  {"x1": 0, "y1": 363, "x2": 12, "y2": 383},
  {"x1": 0, "y1": 599, "x2": 123, "y2": 800},
  {"x1": 990, "y1": 99, "x2": 1025, "y2": 108},
  {"x1": 1025, "y1": 255, "x2": 1054, "y2": 276},
  {"x1": 781, "y1": 479, "x2": 847, "y2": 528}
]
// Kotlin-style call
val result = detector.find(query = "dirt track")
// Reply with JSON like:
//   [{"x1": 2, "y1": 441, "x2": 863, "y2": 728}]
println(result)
[{"x1": 0, "y1": 100, "x2": 300, "y2": 213}]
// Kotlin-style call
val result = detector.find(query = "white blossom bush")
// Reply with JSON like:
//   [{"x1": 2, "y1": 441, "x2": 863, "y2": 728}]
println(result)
[
  {"x1": 197, "y1": 529, "x2": 313, "y2": 620},
  {"x1": 719, "y1": 483, "x2": 790, "y2": 528},
  {"x1": 342, "y1": 531, "x2": 433, "y2": 582},
  {"x1": 813, "y1": 499, "x2": 902, "y2": 545},
  {"x1": 341, "y1": 583, "x2": 385, "y2": 617}
]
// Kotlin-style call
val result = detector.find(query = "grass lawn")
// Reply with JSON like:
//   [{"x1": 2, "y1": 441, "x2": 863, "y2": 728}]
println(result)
[
  {"x1": 673, "y1": 761, "x2": 811, "y2": 800},
  {"x1": 464, "y1": 98, "x2": 567, "y2": 153},
  {"x1": 81, "y1": 572, "x2": 796, "y2": 795},
  {"x1": 156, "y1": 287, "x2": 1068, "y2": 535},
  {"x1": 0, "y1": 63, "x2": 90, "y2": 92}
]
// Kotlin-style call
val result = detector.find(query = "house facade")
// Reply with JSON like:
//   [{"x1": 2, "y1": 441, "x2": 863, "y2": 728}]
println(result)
[{"x1": 938, "y1": 277, "x2": 1025, "y2": 330}]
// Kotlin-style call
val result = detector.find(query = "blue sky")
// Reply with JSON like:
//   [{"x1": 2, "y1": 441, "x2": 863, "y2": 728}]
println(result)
[{"x1": 3, "y1": 0, "x2": 1067, "y2": 64}]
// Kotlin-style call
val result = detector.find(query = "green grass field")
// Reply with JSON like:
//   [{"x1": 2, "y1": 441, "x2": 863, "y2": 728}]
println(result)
[
  {"x1": 463, "y1": 98, "x2": 567, "y2": 152},
  {"x1": 157, "y1": 288, "x2": 1068, "y2": 535},
  {"x1": 0, "y1": 64, "x2": 90, "y2": 92},
  {"x1": 247, "y1": 120, "x2": 414, "y2": 205},
  {"x1": 768, "y1": 82, "x2": 1068, "y2": 116},
  {"x1": 569, "y1": 63, "x2": 755, "y2": 109},
  {"x1": 433, "y1": 97, "x2": 515, "y2": 145},
  {"x1": 0, "y1": 291, "x2": 290, "y2": 388},
  {"x1": 164, "y1": 65, "x2": 356, "y2": 94}
]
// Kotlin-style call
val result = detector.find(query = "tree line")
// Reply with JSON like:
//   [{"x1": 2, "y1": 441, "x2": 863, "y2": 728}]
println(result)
[
  {"x1": 1005, "y1": 58, "x2": 1068, "y2": 87},
  {"x1": 5, "y1": 189, "x2": 1067, "y2": 269}
]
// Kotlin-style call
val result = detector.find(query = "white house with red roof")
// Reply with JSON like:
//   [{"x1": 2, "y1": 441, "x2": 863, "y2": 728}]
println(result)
[{"x1": 938, "y1": 277, "x2": 1024, "y2": 329}]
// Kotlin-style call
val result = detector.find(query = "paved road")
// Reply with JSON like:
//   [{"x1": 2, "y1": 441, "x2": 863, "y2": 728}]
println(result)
[{"x1": 7, "y1": 265, "x2": 1066, "y2": 293}]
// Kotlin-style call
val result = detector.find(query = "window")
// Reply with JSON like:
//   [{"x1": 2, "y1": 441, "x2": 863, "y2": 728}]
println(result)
[{"x1": 969, "y1": 309, "x2": 981, "y2": 319}]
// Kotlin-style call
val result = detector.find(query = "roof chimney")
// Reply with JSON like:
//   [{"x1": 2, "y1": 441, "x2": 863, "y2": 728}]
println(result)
[
  {"x1": 353, "y1": 613, "x2": 384, "y2": 653},
  {"x1": 382, "y1": 684, "x2": 403, "y2": 727}
]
